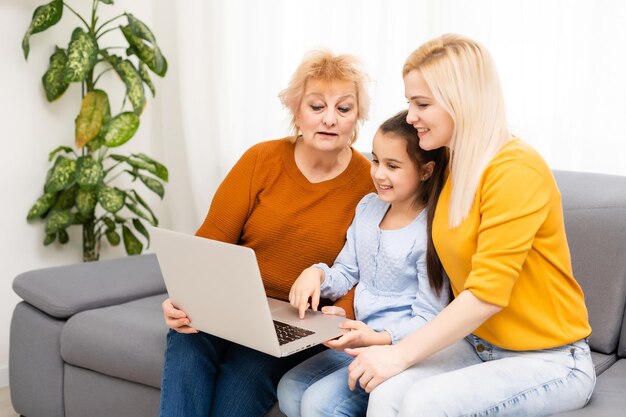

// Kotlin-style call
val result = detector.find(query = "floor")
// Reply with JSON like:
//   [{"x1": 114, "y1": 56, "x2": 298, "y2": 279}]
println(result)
[{"x1": 0, "y1": 387, "x2": 18, "y2": 417}]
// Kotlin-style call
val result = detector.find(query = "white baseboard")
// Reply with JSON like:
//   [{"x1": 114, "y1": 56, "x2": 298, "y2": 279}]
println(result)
[{"x1": 0, "y1": 366, "x2": 8, "y2": 388}]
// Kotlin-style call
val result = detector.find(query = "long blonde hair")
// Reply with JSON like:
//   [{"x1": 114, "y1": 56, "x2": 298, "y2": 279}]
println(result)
[{"x1": 403, "y1": 34, "x2": 510, "y2": 227}]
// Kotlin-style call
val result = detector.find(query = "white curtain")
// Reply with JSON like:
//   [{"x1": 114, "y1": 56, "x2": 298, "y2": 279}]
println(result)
[{"x1": 150, "y1": 0, "x2": 626, "y2": 232}]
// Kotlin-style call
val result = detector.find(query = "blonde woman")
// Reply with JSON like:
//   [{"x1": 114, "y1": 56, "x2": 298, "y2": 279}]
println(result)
[
  {"x1": 159, "y1": 50, "x2": 374, "y2": 417},
  {"x1": 346, "y1": 34, "x2": 595, "y2": 416}
]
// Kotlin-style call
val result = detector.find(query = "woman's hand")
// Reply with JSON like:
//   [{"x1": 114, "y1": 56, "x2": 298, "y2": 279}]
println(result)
[
  {"x1": 289, "y1": 267, "x2": 325, "y2": 318},
  {"x1": 162, "y1": 298, "x2": 198, "y2": 333},
  {"x1": 324, "y1": 320, "x2": 391, "y2": 350},
  {"x1": 345, "y1": 344, "x2": 409, "y2": 392}
]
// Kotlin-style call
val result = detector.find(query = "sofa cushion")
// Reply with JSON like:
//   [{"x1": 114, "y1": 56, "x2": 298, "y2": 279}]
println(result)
[
  {"x1": 13, "y1": 254, "x2": 166, "y2": 319},
  {"x1": 60, "y1": 293, "x2": 168, "y2": 388},
  {"x1": 554, "y1": 171, "x2": 626, "y2": 354},
  {"x1": 552, "y1": 359, "x2": 626, "y2": 416}
]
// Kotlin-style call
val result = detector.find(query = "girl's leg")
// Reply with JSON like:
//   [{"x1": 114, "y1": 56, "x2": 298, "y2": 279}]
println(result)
[
  {"x1": 278, "y1": 349, "x2": 355, "y2": 417},
  {"x1": 396, "y1": 338, "x2": 595, "y2": 417},
  {"x1": 367, "y1": 339, "x2": 481, "y2": 416},
  {"x1": 300, "y1": 362, "x2": 369, "y2": 417}
]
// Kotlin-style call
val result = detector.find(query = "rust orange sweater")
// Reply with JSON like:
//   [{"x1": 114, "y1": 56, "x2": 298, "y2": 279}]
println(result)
[{"x1": 196, "y1": 138, "x2": 374, "y2": 317}]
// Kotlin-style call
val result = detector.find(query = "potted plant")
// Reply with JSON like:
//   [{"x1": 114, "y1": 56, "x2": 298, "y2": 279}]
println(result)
[{"x1": 23, "y1": 0, "x2": 168, "y2": 261}]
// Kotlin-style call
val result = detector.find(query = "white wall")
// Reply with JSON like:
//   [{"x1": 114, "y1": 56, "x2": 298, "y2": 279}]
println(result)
[{"x1": 0, "y1": 0, "x2": 165, "y2": 386}]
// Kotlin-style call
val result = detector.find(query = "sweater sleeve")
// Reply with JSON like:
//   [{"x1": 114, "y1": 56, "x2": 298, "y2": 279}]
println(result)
[
  {"x1": 464, "y1": 161, "x2": 550, "y2": 307},
  {"x1": 195, "y1": 145, "x2": 260, "y2": 243}
]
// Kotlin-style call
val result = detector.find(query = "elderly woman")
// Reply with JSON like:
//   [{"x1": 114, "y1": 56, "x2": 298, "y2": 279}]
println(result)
[{"x1": 159, "y1": 50, "x2": 375, "y2": 417}]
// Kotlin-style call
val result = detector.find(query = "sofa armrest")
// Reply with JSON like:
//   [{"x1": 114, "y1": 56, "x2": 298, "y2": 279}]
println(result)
[{"x1": 13, "y1": 253, "x2": 166, "y2": 319}]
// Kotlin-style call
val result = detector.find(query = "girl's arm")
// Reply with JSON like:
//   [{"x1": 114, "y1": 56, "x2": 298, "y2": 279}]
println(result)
[
  {"x1": 289, "y1": 195, "x2": 373, "y2": 317},
  {"x1": 346, "y1": 290, "x2": 501, "y2": 392}
]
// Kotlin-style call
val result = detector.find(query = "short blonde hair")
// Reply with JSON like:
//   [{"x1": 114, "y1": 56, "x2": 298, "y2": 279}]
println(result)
[
  {"x1": 279, "y1": 50, "x2": 370, "y2": 143},
  {"x1": 404, "y1": 34, "x2": 510, "y2": 227}
]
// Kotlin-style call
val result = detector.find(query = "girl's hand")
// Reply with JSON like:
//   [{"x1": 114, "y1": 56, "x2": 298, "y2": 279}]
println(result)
[
  {"x1": 162, "y1": 298, "x2": 198, "y2": 333},
  {"x1": 324, "y1": 320, "x2": 391, "y2": 350},
  {"x1": 321, "y1": 305, "x2": 347, "y2": 317},
  {"x1": 345, "y1": 344, "x2": 409, "y2": 392},
  {"x1": 289, "y1": 267, "x2": 325, "y2": 318}
]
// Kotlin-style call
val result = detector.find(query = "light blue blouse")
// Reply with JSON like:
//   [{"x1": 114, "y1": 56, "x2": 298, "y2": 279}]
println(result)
[{"x1": 316, "y1": 193, "x2": 450, "y2": 344}]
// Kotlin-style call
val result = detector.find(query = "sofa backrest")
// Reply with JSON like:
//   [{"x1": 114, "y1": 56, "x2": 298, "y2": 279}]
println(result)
[{"x1": 553, "y1": 170, "x2": 626, "y2": 355}]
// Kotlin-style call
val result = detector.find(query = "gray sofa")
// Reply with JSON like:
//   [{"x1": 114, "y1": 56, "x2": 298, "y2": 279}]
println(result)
[{"x1": 9, "y1": 170, "x2": 626, "y2": 417}]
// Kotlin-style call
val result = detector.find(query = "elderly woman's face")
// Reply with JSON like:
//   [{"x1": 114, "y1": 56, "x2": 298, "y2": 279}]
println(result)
[{"x1": 295, "y1": 79, "x2": 358, "y2": 152}]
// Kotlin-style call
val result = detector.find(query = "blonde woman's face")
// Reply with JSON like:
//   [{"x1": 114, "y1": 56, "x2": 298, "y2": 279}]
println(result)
[
  {"x1": 295, "y1": 79, "x2": 358, "y2": 152},
  {"x1": 404, "y1": 70, "x2": 454, "y2": 150}
]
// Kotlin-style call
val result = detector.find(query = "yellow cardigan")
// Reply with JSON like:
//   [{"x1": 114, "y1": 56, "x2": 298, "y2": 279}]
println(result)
[{"x1": 434, "y1": 139, "x2": 591, "y2": 350}]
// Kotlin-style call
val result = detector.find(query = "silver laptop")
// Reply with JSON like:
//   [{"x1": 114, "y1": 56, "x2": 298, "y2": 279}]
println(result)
[{"x1": 149, "y1": 226, "x2": 348, "y2": 357}]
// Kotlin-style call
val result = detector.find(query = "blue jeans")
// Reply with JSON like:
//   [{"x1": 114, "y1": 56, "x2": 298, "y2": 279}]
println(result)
[
  {"x1": 159, "y1": 329, "x2": 324, "y2": 417},
  {"x1": 368, "y1": 336, "x2": 596, "y2": 417},
  {"x1": 277, "y1": 349, "x2": 369, "y2": 417}
]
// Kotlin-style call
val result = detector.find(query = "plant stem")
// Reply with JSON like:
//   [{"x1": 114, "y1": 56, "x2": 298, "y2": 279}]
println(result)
[
  {"x1": 96, "y1": 27, "x2": 120, "y2": 40},
  {"x1": 63, "y1": 3, "x2": 90, "y2": 29},
  {"x1": 95, "y1": 14, "x2": 126, "y2": 36},
  {"x1": 82, "y1": 218, "x2": 100, "y2": 262}
]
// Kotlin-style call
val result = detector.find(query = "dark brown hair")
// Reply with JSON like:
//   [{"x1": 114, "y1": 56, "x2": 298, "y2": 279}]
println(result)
[{"x1": 378, "y1": 110, "x2": 449, "y2": 297}]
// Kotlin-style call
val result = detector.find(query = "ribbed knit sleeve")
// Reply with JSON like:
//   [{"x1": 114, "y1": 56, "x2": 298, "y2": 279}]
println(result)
[{"x1": 196, "y1": 145, "x2": 259, "y2": 243}]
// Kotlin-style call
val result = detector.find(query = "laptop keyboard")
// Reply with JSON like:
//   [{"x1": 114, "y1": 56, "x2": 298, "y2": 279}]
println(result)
[{"x1": 273, "y1": 320, "x2": 315, "y2": 345}]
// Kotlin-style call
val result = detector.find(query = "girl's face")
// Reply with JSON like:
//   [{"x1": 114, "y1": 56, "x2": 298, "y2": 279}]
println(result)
[
  {"x1": 295, "y1": 79, "x2": 359, "y2": 152},
  {"x1": 370, "y1": 131, "x2": 424, "y2": 210},
  {"x1": 404, "y1": 70, "x2": 454, "y2": 150}
]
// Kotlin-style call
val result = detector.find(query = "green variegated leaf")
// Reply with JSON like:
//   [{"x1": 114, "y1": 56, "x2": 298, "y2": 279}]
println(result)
[
  {"x1": 98, "y1": 0, "x2": 114, "y2": 4},
  {"x1": 64, "y1": 27, "x2": 98, "y2": 83},
  {"x1": 45, "y1": 209, "x2": 72, "y2": 233},
  {"x1": 86, "y1": 135, "x2": 105, "y2": 152},
  {"x1": 76, "y1": 189, "x2": 97, "y2": 216},
  {"x1": 125, "y1": 14, "x2": 166, "y2": 75},
  {"x1": 106, "y1": 230, "x2": 121, "y2": 245},
  {"x1": 72, "y1": 212, "x2": 90, "y2": 224},
  {"x1": 132, "y1": 218, "x2": 149, "y2": 247},
  {"x1": 45, "y1": 157, "x2": 76, "y2": 193},
  {"x1": 22, "y1": 0, "x2": 64, "y2": 59},
  {"x1": 109, "y1": 154, "x2": 127, "y2": 162},
  {"x1": 42, "y1": 47, "x2": 70, "y2": 101},
  {"x1": 121, "y1": 25, "x2": 167, "y2": 78},
  {"x1": 122, "y1": 225, "x2": 143, "y2": 255},
  {"x1": 52, "y1": 186, "x2": 77, "y2": 210},
  {"x1": 43, "y1": 233, "x2": 56, "y2": 246},
  {"x1": 136, "y1": 153, "x2": 168, "y2": 181},
  {"x1": 76, "y1": 156, "x2": 104, "y2": 189},
  {"x1": 27, "y1": 192, "x2": 56, "y2": 220},
  {"x1": 126, "y1": 202, "x2": 153, "y2": 224},
  {"x1": 103, "y1": 217, "x2": 116, "y2": 231},
  {"x1": 139, "y1": 174, "x2": 164, "y2": 198},
  {"x1": 48, "y1": 145, "x2": 74, "y2": 161},
  {"x1": 114, "y1": 59, "x2": 145, "y2": 115},
  {"x1": 75, "y1": 90, "x2": 110, "y2": 148},
  {"x1": 114, "y1": 215, "x2": 126, "y2": 223},
  {"x1": 97, "y1": 186, "x2": 125, "y2": 213},
  {"x1": 58, "y1": 229, "x2": 69, "y2": 244},
  {"x1": 138, "y1": 62, "x2": 155, "y2": 96},
  {"x1": 129, "y1": 190, "x2": 158, "y2": 225},
  {"x1": 103, "y1": 112, "x2": 139, "y2": 147}
]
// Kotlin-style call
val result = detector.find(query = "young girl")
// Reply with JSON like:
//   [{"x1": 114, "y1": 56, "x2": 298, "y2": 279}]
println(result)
[
  {"x1": 276, "y1": 110, "x2": 450, "y2": 417},
  {"x1": 347, "y1": 34, "x2": 595, "y2": 417}
]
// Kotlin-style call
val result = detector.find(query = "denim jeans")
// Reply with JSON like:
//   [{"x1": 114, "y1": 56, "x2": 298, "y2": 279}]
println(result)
[
  {"x1": 367, "y1": 336, "x2": 596, "y2": 417},
  {"x1": 158, "y1": 329, "x2": 324, "y2": 417},
  {"x1": 277, "y1": 349, "x2": 369, "y2": 417}
]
